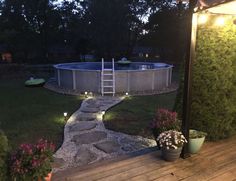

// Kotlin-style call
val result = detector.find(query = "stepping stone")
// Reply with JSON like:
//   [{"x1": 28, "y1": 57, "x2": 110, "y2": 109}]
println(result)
[
  {"x1": 86, "y1": 104, "x2": 100, "y2": 108},
  {"x1": 76, "y1": 117, "x2": 96, "y2": 122},
  {"x1": 100, "y1": 100, "x2": 115, "y2": 104},
  {"x1": 94, "y1": 140, "x2": 120, "y2": 153},
  {"x1": 86, "y1": 99, "x2": 97, "y2": 104},
  {"x1": 120, "y1": 137, "x2": 133, "y2": 144},
  {"x1": 72, "y1": 131, "x2": 107, "y2": 145},
  {"x1": 76, "y1": 113, "x2": 97, "y2": 121},
  {"x1": 81, "y1": 107, "x2": 100, "y2": 113},
  {"x1": 74, "y1": 147, "x2": 98, "y2": 165},
  {"x1": 69, "y1": 122, "x2": 97, "y2": 132}
]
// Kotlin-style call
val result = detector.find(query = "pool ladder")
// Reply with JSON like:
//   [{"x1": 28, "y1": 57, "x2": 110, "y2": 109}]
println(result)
[{"x1": 101, "y1": 58, "x2": 115, "y2": 96}]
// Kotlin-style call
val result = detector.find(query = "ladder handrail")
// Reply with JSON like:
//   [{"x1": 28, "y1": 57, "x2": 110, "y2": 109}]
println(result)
[
  {"x1": 112, "y1": 58, "x2": 115, "y2": 96},
  {"x1": 101, "y1": 58, "x2": 104, "y2": 96}
]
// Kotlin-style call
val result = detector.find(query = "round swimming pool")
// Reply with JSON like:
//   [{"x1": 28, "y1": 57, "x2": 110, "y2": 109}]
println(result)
[{"x1": 54, "y1": 62, "x2": 173, "y2": 94}]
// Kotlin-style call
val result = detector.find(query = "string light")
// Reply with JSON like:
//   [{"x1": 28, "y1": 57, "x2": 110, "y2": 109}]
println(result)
[
  {"x1": 198, "y1": 14, "x2": 208, "y2": 24},
  {"x1": 215, "y1": 17, "x2": 225, "y2": 26}
]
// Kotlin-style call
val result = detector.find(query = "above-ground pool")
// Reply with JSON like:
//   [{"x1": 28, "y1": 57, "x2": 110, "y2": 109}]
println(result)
[{"x1": 54, "y1": 62, "x2": 173, "y2": 94}]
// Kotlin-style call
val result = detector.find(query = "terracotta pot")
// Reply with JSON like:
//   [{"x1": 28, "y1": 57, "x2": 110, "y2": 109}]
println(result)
[
  {"x1": 38, "y1": 172, "x2": 52, "y2": 181},
  {"x1": 161, "y1": 147, "x2": 182, "y2": 162}
]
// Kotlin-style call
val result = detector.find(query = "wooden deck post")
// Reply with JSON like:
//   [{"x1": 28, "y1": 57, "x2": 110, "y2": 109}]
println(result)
[{"x1": 181, "y1": 0, "x2": 198, "y2": 159}]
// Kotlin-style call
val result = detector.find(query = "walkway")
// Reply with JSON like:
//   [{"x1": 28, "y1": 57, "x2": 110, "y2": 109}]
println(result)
[
  {"x1": 53, "y1": 135, "x2": 236, "y2": 181},
  {"x1": 53, "y1": 96, "x2": 156, "y2": 172}
]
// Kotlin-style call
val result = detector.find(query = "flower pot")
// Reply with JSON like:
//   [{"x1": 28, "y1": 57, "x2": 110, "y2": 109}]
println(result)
[
  {"x1": 188, "y1": 136, "x2": 205, "y2": 154},
  {"x1": 188, "y1": 129, "x2": 206, "y2": 154},
  {"x1": 161, "y1": 147, "x2": 182, "y2": 162},
  {"x1": 38, "y1": 172, "x2": 52, "y2": 181}
]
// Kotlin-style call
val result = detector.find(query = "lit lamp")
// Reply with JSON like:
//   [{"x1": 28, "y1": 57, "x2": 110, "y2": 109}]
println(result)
[
  {"x1": 198, "y1": 14, "x2": 208, "y2": 24},
  {"x1": 215, "y1": 17, "x2": 225, "y2": 26},
  {"x1": 63, "y1": 112, "x2": 68, "y2": 121},
  {"x1": 84, "y1": 91, "x2": 88, "y2": 98},
  {"x1": 125, "y1": 92, "x2": 129, "y2": 96}
]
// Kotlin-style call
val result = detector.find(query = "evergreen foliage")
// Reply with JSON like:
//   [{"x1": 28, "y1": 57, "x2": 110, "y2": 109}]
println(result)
[{"x1": 191, "y1": 15, "x2": 236, "y2": 140}]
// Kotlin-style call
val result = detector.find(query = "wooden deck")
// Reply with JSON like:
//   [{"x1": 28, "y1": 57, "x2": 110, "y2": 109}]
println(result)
[{"x1": 53, "y1": 136, "x2": 236, "y2": 181}]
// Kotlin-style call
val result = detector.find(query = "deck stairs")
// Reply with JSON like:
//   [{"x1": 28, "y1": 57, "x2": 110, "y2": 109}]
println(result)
[{"x1": 101, "y1": 58, "x2": 115, "y2": 96}]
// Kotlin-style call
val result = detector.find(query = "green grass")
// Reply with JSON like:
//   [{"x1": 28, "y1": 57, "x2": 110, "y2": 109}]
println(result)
[
  {"x1": 103, "y1": 92, "x2": 177, "y2": 139},
  {"x1": 0, "y1": 79, "x2": 82, "y2": 149}
]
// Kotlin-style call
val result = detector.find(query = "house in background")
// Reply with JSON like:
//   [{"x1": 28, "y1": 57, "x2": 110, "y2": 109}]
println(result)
[{"x1": 132, "y1": 46, "x2": 160, "y2": 59}]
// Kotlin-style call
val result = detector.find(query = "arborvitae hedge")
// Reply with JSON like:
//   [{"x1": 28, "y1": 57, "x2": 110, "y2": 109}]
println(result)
[{"x1": 191, "y1": 15, "x2": 236, "y2": 140}]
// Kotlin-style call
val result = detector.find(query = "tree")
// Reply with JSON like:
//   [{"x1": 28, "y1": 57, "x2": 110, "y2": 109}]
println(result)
[
  {"x1": 142, "y1": 1, "x2": 188, "y2": 62},
  {"x1": 0, "y1": 0, "x2": 60, "y2": 63},
  {"x1": 81, "y1": 0, "x2": 147, "y2": 59}
]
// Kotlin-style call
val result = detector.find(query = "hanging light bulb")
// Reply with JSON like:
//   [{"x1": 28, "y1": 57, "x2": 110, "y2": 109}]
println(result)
[
  {"x1": 198, "y1": 14, "x2": 208, "y2": 24},
  {"x1": 215, "y1": 17, "x2": 225, "y2": 26}
]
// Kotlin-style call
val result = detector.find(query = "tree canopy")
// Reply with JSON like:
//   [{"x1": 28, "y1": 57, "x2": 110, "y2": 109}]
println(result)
[{"x1": 0, "y1": 0, "x2": 189, "y2": 63}]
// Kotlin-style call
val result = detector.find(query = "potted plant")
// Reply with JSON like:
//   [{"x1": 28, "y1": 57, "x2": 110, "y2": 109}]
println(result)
[
  {"x1": 10, "y1": 139, "x2": 55, "y2": 181},
  {"x1": 188, "y1": 129, "x2": 207, "y2": 154},
  {"x1": 157, "y1": 130, "x2": 187, "y2": 162},
  {"x1": 150, "y1": 108, "x2": 180, "y2": 140}
]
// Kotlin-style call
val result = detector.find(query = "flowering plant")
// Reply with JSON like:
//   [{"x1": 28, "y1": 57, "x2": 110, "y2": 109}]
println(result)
[
  {"x1": 10, "y1": 139, "x2": 55, "y2": 180},
  {"x1": 157, "y1": 130, "x2": 187, "y2": 150},
  {"x1": 150, "y1": 109, "x2": 180, "y2": 138}
]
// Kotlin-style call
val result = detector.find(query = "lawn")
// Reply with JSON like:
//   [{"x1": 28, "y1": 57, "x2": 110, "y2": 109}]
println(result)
[
  {"x1": 103, "y1": 92, "x2": 177, "y2": 139},
  {"x1": 0, "y1": 79, "x2": 82, "y2": 149}
]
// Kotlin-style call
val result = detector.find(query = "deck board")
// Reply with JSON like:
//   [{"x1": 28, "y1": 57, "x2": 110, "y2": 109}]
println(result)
[{"x1": 53, "y1": 136, "x2": 236, "y2": 181}]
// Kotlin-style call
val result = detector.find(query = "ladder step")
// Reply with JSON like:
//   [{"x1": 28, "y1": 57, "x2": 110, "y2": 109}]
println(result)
[
  {"x1": 103, "y1": 73, "x2": 113, "y2": 76},
  {"x1": 103, "y1": 80, "x2": 113, "y2": 82},
  {"x1": 103, "y1": 92, "x2": 114, "y2": 94},
  {"x1": 103, "y1": 69, "x2": 113, "y2": 71},
  {"x1": 103, "y1": 85, "x2": 113, "y2": 88}
]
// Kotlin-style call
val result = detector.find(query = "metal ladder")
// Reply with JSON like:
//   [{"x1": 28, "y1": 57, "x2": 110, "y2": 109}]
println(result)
[{"x1": 101, "y1": 58, "x2": 115, "y2": 96}]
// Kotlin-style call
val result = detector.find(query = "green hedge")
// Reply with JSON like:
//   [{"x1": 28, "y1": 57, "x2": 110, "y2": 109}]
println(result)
[{"x1": 191, "y1": 15, "x2": 236, "y2": 140}]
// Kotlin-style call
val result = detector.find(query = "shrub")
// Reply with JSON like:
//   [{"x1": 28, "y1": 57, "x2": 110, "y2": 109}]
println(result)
[
  {"x1": 150, "y1": 108, "x2": 180, "y2": 139},
  {"x1": 191, "y1": 15, "x2": 236, "y2": 140},
  {"x1": 0, "y1": 130, "x2": 9, "y2": 181},
  {"x1": 173, "y1": 60, "x2": 185, "y2": 119},
  {"x1": 10, "y1": 139, "x2": 55, "y2": 180}
]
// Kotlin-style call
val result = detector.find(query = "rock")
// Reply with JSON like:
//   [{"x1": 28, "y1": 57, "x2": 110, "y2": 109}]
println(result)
[
  {"x1": 81, "y1": 107, "x2": 100, "y2": 113},
  {"x1": 74, "y1": 147, "x2": 98, "y2": 165},
  {"x1": 72, "y1": 131, "x2": 107, "y2": 145},
  {"x1": 94, "y1": 140, "x2": 120, "y2": 153},
  {"x1": 132, "y1": 142, "x2": 148, "y2": 150},
  {"x1": 69, "y1": 122, "x2": 97, "y2": 132},
  {"x1": 121, "y1": 146, "x2": 135, "y2": 152}
]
